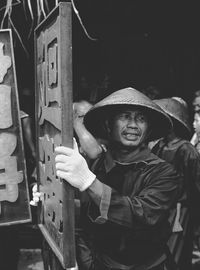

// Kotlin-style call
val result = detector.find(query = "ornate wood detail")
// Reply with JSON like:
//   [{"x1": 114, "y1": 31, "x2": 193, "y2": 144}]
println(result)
[
  {"x1": 0, "y1": 29, "x2": 31, "y2": 225},
  {"x1": 35, "y1": 3, "x2": 75, "y2": 268}
]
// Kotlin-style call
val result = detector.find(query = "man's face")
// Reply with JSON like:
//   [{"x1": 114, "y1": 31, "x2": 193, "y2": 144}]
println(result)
[
  {"x1": 109, "y1": 109, "x2": 150, "y2": 149},
  {"x1": 193, "y1": 112, "x2": 200, "y2": 135},
  {"x1": 193, "y1": 97, "x2": 200, "y2": 113}
]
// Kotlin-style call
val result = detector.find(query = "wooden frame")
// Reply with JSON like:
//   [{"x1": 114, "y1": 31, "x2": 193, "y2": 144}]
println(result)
[
  {"x1": 0, "y1": 29, "x2": 31, "y2": 226},
  {"x1": 34, "y1": 2, "x2": 75, "y2": 268}
]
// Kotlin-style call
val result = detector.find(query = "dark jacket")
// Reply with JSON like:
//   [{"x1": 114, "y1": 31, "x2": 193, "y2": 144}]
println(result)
[
  {"x1": 152, "y1": 138, "x2": 200, "y2": 269},
  {"x1": 152, "y1": 138, "x2": 200, "y2": 209},
  {"x1": 77, "y1": 147, "x2": 181, "y2": 270}
]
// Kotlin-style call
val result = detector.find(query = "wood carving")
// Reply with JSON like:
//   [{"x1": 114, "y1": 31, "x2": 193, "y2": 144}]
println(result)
[
  {"x1": 0, "y1": 85, "x2": 12, "y2": 129},
  {"x1": 46, "y1": 88, "x2": 61, "y2": 106},
  {"x1": 0, "y1": 156, "x2": 23, "y2": 202},
  {"x1": 35, "y1": 3, "x2": 74, "y2": 268},
  {"x1": 38, "y1": 59, "x2": 61, "y2": 130},
  {"x1": 0, "y1": 42, "x2": 11, "y2": 83},
  {"x1": 39, "y1": 106, "x2": 61, "y2": 130},
  {"x1": 48, "y1": 44, "x2": 58, "y2": 86},
  {"x1": 0, "y1": 29, "x2": 31, "y2": 225},
  {"x1": 38, "y1": 134, "x2": 63, "y2": 249},
  {"x1": 0, "y1": 133, "x2": 17, "y2": 158}
]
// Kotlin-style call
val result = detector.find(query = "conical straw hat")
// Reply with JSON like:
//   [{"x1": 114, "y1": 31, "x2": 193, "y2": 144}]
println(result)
[
  {"x1": 84, "y1": 87, "x2": 172, "y2": 141},
  {"x1": 154, "y1": 98, "x2": 191, "y2": 138}
]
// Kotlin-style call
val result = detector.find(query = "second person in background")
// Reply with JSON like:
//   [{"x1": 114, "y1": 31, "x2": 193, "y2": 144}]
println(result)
[{"x1": 151, "y1": 97, "x2": 200, "y2": 270}]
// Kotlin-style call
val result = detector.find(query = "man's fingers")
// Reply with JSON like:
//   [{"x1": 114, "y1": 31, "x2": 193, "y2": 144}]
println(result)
[
  {"x1": 55, "y1": 162, "x2": 71, "y2": 171},
  {"x1": 33, "y1": 196, "x2": 40, "y2": 203},
  {"x1": 56, "y1": 170, "x2": 69, "y2": 180},
  {"x1": 55, "y1": 146, "x2": 74, "y2": 156},
  {"x1": 55, "y1": 154, "x2": 70, "y2": 163},
  {"x1": 32, "y1": 184, "x2": 38, "y2": 193},
  {"x1": 34, "y1": 192, "x2": 42, "y2": 199},
  {"x1": 73, "y1": 137, "x2": 79, "y2": 153},
  {"x1": 30, "y1": 200, "x2": 38, "y2": 206},
  {"x1": 30, "y1": 192, "x2": 42, "y2": 206}
]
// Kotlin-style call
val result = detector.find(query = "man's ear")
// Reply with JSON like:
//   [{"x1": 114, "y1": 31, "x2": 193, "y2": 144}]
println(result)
[
  {"x1": 145, "y1": 122, "x2": 153, "y2": 142},
  {"x1": 104, "y1": 119, "x2": 111, "y2": 133},
  {"x1": 146, "y1": 130, "x2": 152, "y2": 142}
]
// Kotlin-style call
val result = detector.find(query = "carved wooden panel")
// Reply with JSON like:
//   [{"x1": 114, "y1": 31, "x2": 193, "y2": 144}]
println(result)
[
  {"x1": 35, "y1": 3, "x2": 75, "y2": 268},
  {"x1": 0, "y1": 29, "x2": 31, "y2": 225}
]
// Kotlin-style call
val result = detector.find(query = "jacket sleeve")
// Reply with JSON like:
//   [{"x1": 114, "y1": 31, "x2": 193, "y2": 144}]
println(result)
[
  {"x1": 87, "y1": 162, "x2": 182, "y2": 229},
  {"x1": 177, "y1": 143, "x2": 200, "y2": 194}
]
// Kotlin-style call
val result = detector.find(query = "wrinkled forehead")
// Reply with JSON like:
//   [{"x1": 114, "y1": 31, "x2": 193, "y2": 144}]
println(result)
[{"x1": 108, "y1": 105, "x2": 151, "y2": 122}]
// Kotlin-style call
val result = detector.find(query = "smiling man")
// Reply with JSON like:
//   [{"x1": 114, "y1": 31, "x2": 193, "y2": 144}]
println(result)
[
  {"x1": 107, "y1": 108, "x2": 150, "y2": 149},
  {"x1": 55, "y1": 87, "x2": 182, "y2": 270}
]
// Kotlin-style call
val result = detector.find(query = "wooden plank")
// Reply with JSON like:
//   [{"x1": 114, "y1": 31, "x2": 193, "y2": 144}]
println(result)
[
  {"x1": 34, "y1": 3, "x2": 75, "y2": 268},
  {"x1": 0, "y1": 29, "x2": 31, "y2": 226}
]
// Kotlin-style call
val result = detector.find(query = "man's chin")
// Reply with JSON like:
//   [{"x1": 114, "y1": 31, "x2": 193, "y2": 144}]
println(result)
[
  {"x1": 120, "y1": 141, "x2": 140, "y2": 149},
  {"x1": 111, "y1": 139, "x2": 144, "y2": 149}
]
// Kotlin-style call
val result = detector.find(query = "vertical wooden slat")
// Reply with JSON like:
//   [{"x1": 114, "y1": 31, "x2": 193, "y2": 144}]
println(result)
[
  {"x1": 0, "y1": 29, "x2": 31, "y2": 226},
  {"x1": 34, "y1": 3, "x2": 75, "y2": 268},
  {"x1": 59, "y1": 3, "x2": 75, "y2": 267}
]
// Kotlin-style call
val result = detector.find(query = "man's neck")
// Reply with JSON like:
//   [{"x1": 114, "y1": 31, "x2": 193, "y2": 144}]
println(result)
[{"x1": 110, "y1": 143, "x2": 146, "y2": 163}]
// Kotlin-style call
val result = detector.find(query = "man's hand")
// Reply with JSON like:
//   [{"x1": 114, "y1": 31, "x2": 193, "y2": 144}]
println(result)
[
  {"x1": 30, "y1": 184, "x2": 43, "y2": 206},
  {"x1": 55, "y1": 139, "x2": 96, "y2": 191},
  {"x1": 73, "y1": 101, "x2": 92, "y2": 127}
]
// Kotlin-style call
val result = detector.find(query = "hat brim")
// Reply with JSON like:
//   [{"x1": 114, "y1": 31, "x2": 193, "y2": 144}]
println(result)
[
  {"x1": 170, "y1": 116, "x2": 191, "y2": 139},
  {"x1": 153, "y1": 98, "x2": 192, "y2": 139},
  {"x1": 84, "y1": 104, "x2": 172, "y2": 142}
]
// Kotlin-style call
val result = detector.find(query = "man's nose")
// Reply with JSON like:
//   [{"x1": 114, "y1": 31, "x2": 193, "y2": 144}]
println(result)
[{"x1": 127, "y1": 117, "x2": 137, "y2": 127}]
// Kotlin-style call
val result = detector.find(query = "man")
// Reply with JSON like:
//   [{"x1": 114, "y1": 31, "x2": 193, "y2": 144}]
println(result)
[
  {"x1": 73, "y1": 100, "x2": 105, "y2": 160},
  {"x1": 190, "y1": 113, "x2": 200, "y2": 153},
  {"x1": 191, "y1": 112, "x2": 200, "y2": 153},
  {"x1": 192, "y1": 90, "x2": 200, "y2": 114},
  {"x1": 151, "y1": 97, "x2": 200, "y2": 270},
  {"x1": 191, "y1": 90, "x2": 200, "y2": 150},
  {"x1": 55, "y1": 87, "x2": 181, "y2": 270}
]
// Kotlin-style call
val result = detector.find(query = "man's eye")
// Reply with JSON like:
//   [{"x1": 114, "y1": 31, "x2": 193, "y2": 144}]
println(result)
[
  {"x1": 124, "y1": 113, "x2": 130, "y2": 118},
  {"x1": 118, "y1": 113, "x2": 129, "y2": 119},
  {"x1": 137, "y1": 115, "x2": 145, "y2": 122}
]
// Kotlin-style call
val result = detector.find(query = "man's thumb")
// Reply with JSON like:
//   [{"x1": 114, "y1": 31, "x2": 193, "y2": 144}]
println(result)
[{"x1": 73, "y1": 137, "x2": 79, "y2": 153}]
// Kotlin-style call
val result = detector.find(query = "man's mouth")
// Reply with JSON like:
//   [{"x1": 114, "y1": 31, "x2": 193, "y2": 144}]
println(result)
[{"x1": 123, "y1": 132, "x2": 140, "y2": 140}]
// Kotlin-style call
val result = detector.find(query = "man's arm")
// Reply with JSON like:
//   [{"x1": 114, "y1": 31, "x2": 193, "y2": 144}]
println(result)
[
  {"x1": 74, "y1": 118, "x2": 103, "y2": 159},
  {"x1": 73, "y1": 101, "x2": 103, "y2": 159},
  {"x1": 55, "y1": 144, "x2": 181, "y2": 228},
  {"x1": 86, "y1": 162, "x2": 181, "y2": 228}
]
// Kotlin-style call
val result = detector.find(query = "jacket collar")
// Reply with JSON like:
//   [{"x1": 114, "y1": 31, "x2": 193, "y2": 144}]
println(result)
[{"x1": 104, "y1": 146, "x2": 156, "y2": 173}]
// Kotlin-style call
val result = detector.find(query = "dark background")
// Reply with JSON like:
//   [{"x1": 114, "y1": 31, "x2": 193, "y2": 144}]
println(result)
[{"x1": 1, "y1": 0, "x2": 200, "y2": 116}]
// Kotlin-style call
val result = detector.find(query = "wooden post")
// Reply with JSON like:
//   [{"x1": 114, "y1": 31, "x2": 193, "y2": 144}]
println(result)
[
  {"x1": 0, "y1": 29, "x2": 31, "y2": 226},
  {"x1": 35, "y1": 2, "x2": 75, "y2": 269}
]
